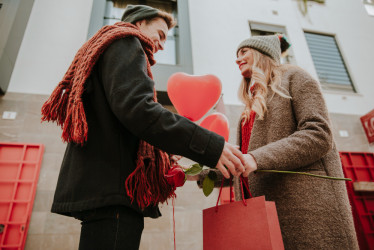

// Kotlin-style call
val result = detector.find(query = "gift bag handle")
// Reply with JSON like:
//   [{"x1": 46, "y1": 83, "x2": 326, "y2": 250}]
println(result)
[
  {"x1": 240, "y1": 176, "x2": 253, "y2": 203},
  {"x1": 215, "y1": 175, "x2": 253, "y2": 212}
]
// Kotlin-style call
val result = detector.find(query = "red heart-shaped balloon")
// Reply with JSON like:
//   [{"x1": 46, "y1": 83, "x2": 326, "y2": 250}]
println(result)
[
  {"x1": 167, "y1": 73, "x2": 222, "y2": 121},
  {"x1": 200, "y1": 113, "x2": 230, "y2": 141}
]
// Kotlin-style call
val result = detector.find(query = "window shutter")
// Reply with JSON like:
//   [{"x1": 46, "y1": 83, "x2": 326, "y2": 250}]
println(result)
[{"x1": 304, "y1": 32, "x2": 355, "y2": 91}]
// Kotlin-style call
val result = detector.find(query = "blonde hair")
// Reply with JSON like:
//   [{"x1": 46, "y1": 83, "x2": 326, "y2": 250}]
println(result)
[{"x1": 238, "y1": 49, "x2": 290, "y2": 122}]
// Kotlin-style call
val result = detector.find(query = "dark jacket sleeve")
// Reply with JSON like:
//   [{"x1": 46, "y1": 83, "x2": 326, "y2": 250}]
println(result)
[
  {"x1": 250, "y1": 68, "x2": 333, "y2": 171},
  {"x1": 99, "y1": 37, "x2": 224, "y2": 168}
]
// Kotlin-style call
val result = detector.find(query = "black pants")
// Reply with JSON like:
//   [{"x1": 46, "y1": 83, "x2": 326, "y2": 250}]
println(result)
[{"x1": 72, "y1": 205, "x2": 144, "y2": 250}]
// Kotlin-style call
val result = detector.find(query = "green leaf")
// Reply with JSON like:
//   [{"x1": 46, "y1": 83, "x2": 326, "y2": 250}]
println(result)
[
  {"x1": 184, "y1": 164, "x2": 203, "y2": 176},
  {"x1": 203, "y1": 176, "x2": 215, "y2": 197}
]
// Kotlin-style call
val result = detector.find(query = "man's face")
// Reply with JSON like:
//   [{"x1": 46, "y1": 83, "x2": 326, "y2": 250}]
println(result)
[{"x1": 136, "y1": 17, "x2": 169, "y2": 53}]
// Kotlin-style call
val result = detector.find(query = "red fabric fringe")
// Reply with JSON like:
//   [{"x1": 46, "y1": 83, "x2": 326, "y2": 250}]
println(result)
[
  {"x1": 41, "y1": 22, "x2": 175, "y2": 210},
  {"x1": 41, "y1": 22, "x2": 155, "y2": 145},
  {"x1": 125, "y1": 141, "x2": 176, "y2": 208}
]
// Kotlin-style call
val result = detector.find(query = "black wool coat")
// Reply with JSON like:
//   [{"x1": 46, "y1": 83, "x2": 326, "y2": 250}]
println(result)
[{"x1": 51, "y1": 37, "x2": 225, "y2": 218}]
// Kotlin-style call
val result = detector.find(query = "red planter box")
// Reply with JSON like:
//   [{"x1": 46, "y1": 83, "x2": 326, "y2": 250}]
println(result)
[
  {"x1": 340, "y1": 152, "x2": 374, "y2": 250},
  {"x1": 0, "y1": 142, "x2": 44, "y2": 250}
]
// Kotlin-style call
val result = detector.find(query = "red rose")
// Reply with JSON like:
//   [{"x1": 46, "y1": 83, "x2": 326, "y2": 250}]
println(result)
[{"x1": 165, "y1": 166, "x2": 186, "y2": 187}]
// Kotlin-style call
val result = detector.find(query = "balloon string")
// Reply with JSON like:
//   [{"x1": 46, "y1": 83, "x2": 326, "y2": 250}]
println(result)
[{"x1": 173, "y1": 196, "x2": 176, "y2": 250}]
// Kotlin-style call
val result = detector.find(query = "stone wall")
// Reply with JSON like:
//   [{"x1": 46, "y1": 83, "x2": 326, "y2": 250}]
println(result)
[{"x1": 0, "y1": 92, "x2": 373, "y2": 249}]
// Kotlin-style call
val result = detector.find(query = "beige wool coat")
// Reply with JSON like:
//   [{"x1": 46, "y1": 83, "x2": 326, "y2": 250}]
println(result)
[{"x1": 200, "y1": 65, "x2": 359, "y2": 249}]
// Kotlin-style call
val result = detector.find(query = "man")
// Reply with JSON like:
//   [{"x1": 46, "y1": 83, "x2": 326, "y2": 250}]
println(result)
[{"x1": 42, "y1": 5, "x2": 248, "y2": 249}]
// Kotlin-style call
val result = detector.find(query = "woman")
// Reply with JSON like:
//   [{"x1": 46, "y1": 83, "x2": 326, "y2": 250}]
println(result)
[{"x1": 200, "y1": 35, "x2": 358, "y2": 249}]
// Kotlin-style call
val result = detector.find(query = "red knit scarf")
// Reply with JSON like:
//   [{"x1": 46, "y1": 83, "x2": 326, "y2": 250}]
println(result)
[
  {"x1": 241, "y1": 110, "x2": 256, "y2": 154},
  {"x1": 241, "y1": 85, "x2": 257, "y2": 154},
  {"x1": 41, "y1": 22, "x2": 175, "y2": 209},
  {"x1": 240, "y1": 109, "x2": 256, "y2": 199}
]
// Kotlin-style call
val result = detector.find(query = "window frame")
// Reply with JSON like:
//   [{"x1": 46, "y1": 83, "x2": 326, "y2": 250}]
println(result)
[
  {"x1": 363, "y1": 0, "x2": 374, "y2": 17},
  {"x1": 249, "y1": 22, "x2": 296, "y2": 65},
  {"x1": 87, "y1": 0, "x2": 193, "y2": 93},
  {"x1": 304, "y1": 30, "x2": 358, "y2": 93}
]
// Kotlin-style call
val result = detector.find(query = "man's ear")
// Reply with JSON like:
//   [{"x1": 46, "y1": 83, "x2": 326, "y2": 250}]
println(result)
[{"x1": 134, "y1": 19, "x2": 145, "y2": 28}]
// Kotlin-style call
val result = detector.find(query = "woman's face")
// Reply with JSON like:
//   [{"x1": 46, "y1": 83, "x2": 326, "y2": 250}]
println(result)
[{"x1": 236, "y1": 47, "x2": 254, "y2": 78}]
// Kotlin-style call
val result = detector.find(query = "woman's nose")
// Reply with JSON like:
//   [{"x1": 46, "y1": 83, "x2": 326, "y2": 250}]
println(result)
[{"x1": 235, "y1": 57, "x2": 241, "y2": 65}]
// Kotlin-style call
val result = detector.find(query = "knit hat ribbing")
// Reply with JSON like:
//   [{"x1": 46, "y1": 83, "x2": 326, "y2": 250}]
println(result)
[
  {"x1": 121, "y1": 5, "x2": 160, "y2": 24},
  {"x1": 237, "y1": 35, "x2": 281, "y2": 63}
]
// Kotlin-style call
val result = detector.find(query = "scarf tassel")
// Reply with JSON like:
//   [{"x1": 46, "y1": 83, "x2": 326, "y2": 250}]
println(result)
[
  {"x1": 125, "y1": 142, "x2": 176, "y2": 209},
  {"x1": 41, "y1": 82, "x2": 69, "y2": 123}
]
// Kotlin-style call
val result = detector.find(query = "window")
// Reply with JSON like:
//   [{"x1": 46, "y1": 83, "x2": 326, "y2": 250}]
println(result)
[
  {"x1": 249, "y1": 22, "x2": 295, "y2": 65},
  {"x1": 104, "y1": 0, "x2": 178, "y2": 65},
  {"x1": 363, "y1": 0, "x2": 374, "y2": 16},
  {"x1": 304, "y1": 32, "x2": 355, "y2": 92},
  {"x1": 88, "y1": 0, "x2": 192, "y2": 95}
]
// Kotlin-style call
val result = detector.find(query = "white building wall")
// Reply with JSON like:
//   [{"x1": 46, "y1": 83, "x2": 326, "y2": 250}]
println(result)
[
  {"x1": 6, "y1": 0, "x2": 374, "y2": 116},
  {"x1": 295, "y1": 0, "x2": 374, "y2": 115},
  {"x1": 188, "y1": 0, "x2": 374, "y2": 115},
  {"x1": 7, "y1": 0, "x2": 94, "y2": 95}
]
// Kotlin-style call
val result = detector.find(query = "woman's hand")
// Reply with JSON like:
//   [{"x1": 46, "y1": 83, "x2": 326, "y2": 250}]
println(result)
[{"x1": 243, "y1": 153, "x2": 258, "y2": 177}]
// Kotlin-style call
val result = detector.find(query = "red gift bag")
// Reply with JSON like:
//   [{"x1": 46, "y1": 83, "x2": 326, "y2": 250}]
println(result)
[{"x1": 203, "y1": 176, "x2": 284, "y2": 250}]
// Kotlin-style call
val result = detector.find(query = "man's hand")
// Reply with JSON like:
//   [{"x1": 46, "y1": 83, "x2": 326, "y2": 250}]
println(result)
[
  {"x1": 215, "y1": 142, "x2": 245, "y2": 178},
  {"x1": 242, "y1": 153, "x2": 258, "y2": 177},
  {"x1": 170, "y1": 155, "x2": 182, "y2": 163}
]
